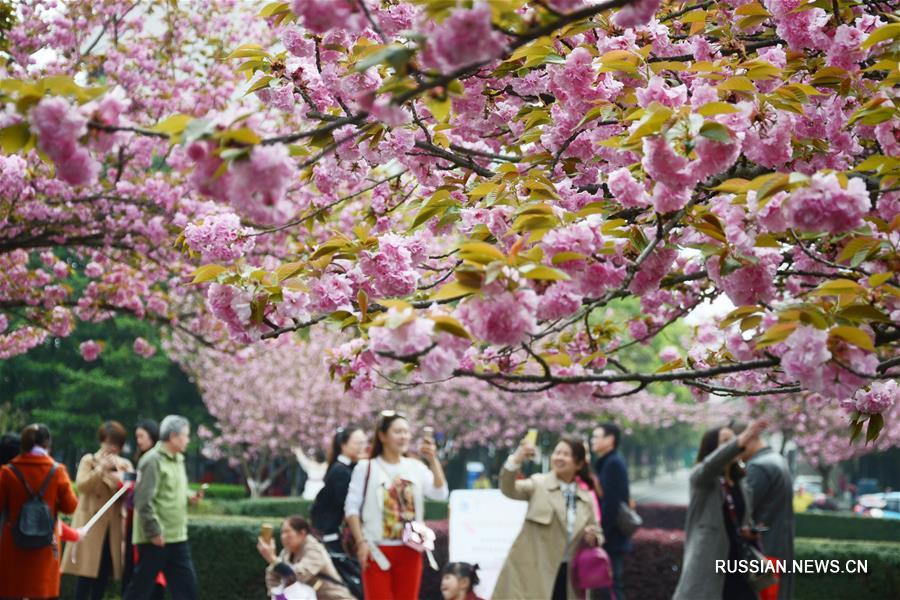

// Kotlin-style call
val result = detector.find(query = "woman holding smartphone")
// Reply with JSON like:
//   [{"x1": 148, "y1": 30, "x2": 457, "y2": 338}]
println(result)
[
  {"x1": 344, "y1": 411, "x2": 448, "y2": 600},
  {"x1": 62, "y1": 421, "x2": 134, "y2": 600},
  {"x1": 494, "y1": 433, "x2": 603, "y2": 600},
  {"x1": 674, "y1": 419, "x2": 767, "y2": 600}
]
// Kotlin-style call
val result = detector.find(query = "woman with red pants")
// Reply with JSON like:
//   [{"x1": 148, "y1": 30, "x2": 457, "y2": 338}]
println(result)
[{"x1": 344, "y1": 411, "x2": 448, "y2": 600}]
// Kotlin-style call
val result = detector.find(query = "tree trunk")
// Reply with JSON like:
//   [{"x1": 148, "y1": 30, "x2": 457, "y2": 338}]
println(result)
[{"x1": 247, "y1": 477, "x2": 272, "y2": 499}]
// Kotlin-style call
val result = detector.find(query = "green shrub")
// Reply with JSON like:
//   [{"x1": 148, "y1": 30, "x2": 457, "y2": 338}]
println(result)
[
  {"x1": 61, "y1": 516, "x2": 271, "y2": 600},
  {"x1": 223, "y1": 496, "x2": 314, "y2": 517},
  {"x1": 189, "y1": 482, "x2": 248, "y2": 500},
  {"x1": 794, "y1": 538, "x2": 900, "y2": 599},
  {"x1": 218, "y1": 496, "x2": 449, "y2": 520},
  {"x1": 188, "y1": 516, "x2": 270, "y2": 600},
  {"x1": 796, "y1": 511, "x2": 900, "y2": 542},
  {"x1": 63, "y1": 518, "x2": 898, "y2": 600}
]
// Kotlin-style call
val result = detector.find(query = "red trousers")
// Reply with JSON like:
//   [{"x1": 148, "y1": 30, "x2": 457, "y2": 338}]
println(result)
[{"x1": 362, "y1": 545, "x2": 422, "y2": 600}]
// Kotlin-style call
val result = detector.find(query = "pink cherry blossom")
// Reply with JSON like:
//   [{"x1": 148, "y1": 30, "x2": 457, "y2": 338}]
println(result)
[
  {"x1": 781, "y1": 326, "x2": 832, "y2": 394},
  {"x1": 457, "y1": 289, "x2": 538, "y2": 346},
  {"x1": 133, "y1": 337, "x2": 157, "y2": 358},
  {"x1": 184, "y1": 212, "x2": 255, "y2": 263},
  {"x1": 785, "y1": 173, "x2": 870, "y2": 234},
  {"x1": 629, "y1": 248, "x2": 676, "y2": 295},
  {"x1": 611, "y1": 0, "x2": 661, "y2": 29},
  {"x1": 80, "y1": 340, "x2": 102, "y2": 362},
  {"x1": 30, "y1": 97, "x2": 100, "y2": 185},
  {"x1": 851, "y1": 380, "x2": 898, "y2": 415},
  {"x1": 420, "y1": 3, "x2": 505, "y2": 73}
]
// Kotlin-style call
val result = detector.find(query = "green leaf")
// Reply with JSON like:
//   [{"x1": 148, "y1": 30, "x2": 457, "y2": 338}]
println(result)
[
  {"x1": 829, "y1": 325, "x2": 875, "y2": 352},
  {"x1": 836, "y1": 304, "x2": 891, "y2": 323},
  {"x1": 866, "y1": 413, "x2": 884, "y2": 443},
  {"x1": 697, "y1": 102, "x2": 740, "y2": 117},
  {"x1": 217, "y1": 127, "x2": 262, "y2": 145},
  {"x1": 430, "y1": 280, "x2": 478, "y2": 301},
  {"x1": 754, "y1": 322, "x2": 799, "y2": 349},
  {"x1": 191, "y1": 265, "x2": 227, "y2": 284},
  {"x1": 810, "y1": 278, "x2": 864, "y2": 297},
  {"x1": 624, "y1": 104, "x2": 672, "y2": 143},
  {"x1": 245, "y1": 76, "x2": 274, "y2": 96},
  {"x1": 861, "y1": 23, "x2": 900, "y2": 49},
  {"x1": 519, "y1": 264, "x2": 570, "y2": 281},
  {"x1": 717, "y1": 76, "x2": 755, "y2": 93},
  {"x1": 459, "y1": 242, "x2": 506, "y2": 264},
  {"x1": 698, "y1": 122, "x2": 733, "y2": 143},
  {"x1": 151, "y1": 114, "x2": 192, "y2": 136},
  {"x1": 353, "y1": 45, "x2": 414, "y2": 73},
  {"x1": 550, "y1": 252, "x2": 588, "y2": 265},
  {"x1": 425, "y1": 96, "x2": 451, "y2": 123},
  {"x1": 430, "y1": 315, "x2": 471, "y2": 339},
  {"x1": 258, "y1": 2, "x2": 290, "y2": 17},
  {"x1": 224, "y1": 44, "x2": 269, "y2": 60},
  {"x1": 0, "y1": 122, "x2": 30, "y2": 154},
  {"x1": 849, "y1": 418, "x2": 864, "y2": 444}
]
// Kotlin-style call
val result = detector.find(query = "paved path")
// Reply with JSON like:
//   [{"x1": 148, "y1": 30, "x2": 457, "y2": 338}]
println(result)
[{"x1": 632, "y1": 467, "x2": 690, "y2": 505}]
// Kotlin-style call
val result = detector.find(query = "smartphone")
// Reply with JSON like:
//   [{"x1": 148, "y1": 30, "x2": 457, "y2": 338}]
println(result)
[
  {"x1": 523, "y1": 428, "x2": 538, "y2": 446},
  {"x1": 751, "y1": 525, "x2": 769, "y2": 534},
  {"x1": 260, "y1": 522, "x2": 274, "y2": 543},
  {"x1": 423, "y1": 426, "x2": 435, "y2": 442}
]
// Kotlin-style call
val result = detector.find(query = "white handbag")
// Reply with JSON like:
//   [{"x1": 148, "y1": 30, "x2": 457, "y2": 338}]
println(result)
[{"x1": 271, "y1": 581, "x2": 317, "y2": 600}]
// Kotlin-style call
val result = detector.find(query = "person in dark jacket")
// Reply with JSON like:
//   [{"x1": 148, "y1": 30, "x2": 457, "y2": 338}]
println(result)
[
  {"x1": 591, "y1": 422, "x2": 631, "y2": 600},
  {"x1": 673, "y1": 420, "x2": 766, "y2": 600},
  {"x1": 311, "y1": 426, "x2": 367, "y2": 552},
  {"x1": 742, "y1": 429, "x2": 794, "y2": 600}
]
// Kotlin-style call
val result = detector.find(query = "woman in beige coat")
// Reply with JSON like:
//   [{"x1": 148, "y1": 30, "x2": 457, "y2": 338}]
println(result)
[
  {"x1": 62, "y1": 421, "x2": 134, "y2": 600},
  {"x1": 493, "y1": 434, "x2": 603, "y2": 600}
]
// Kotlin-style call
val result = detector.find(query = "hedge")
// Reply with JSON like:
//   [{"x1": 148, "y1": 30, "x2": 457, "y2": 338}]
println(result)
[
  {"x1": 795, "y1": 511, "x2": 900, "y2": 543},
  {"x1": 793, "y1": 537, "x2": 900, "y2": 600},
  {"x1": 637, "y1": 502, "x2": 900, "y2": 543},
  {"x1": 216, "y1": 497, "x2": 449, "y2": 520},
  {"x1": 60, "y1": 516, "x2": 898, "y2": 600},
  {"x1": 189, "y1": 482, "x2": 248, "y2": 500}
]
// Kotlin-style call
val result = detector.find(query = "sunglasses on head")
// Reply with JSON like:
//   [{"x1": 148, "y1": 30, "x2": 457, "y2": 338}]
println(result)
[{"x1": 378, "y1": 410, "x2": 406, "y2": 425}]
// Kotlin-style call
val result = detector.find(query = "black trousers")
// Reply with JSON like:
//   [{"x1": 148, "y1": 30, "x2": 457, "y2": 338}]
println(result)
[
  {"x1": 123, "y1": 542, "x2": 197, "y2": 600},
  {"x1": 75, "y1": 531, "x2": 113, "y2": 600},
  {"x1": 552, "y1": 562, "x2": 569, "y2": 600}
]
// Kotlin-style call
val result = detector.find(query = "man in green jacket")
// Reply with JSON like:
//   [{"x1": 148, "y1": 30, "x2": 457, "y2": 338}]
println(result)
[{"x1": 124, "y1": 415, "x2": 203, "y2": 600}]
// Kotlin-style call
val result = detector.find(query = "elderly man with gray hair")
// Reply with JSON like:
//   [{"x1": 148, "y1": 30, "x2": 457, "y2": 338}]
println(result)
[{"x1": 124, "y1": 415, "x2": 203, "y2": 600}]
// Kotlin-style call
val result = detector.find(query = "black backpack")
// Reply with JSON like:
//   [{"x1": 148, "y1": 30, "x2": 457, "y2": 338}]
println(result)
[{"x1": 7, "y1": 462, "x2": 59, "y2": 549}]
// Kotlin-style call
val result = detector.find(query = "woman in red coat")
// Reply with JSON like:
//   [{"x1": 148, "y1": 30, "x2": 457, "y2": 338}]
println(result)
[{"x1": 0, "y1": 424, "x2": 79, "y2": 600}]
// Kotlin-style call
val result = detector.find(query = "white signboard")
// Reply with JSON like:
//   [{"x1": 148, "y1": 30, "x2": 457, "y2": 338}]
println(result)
[{"x1": 449, "y1": 489, "x2": 528, "y2": 599}]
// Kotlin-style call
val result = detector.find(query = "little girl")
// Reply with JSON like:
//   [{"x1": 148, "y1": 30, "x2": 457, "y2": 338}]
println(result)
[{"x1": 440, "y1": 562, "x2": 484, "y2": 600}]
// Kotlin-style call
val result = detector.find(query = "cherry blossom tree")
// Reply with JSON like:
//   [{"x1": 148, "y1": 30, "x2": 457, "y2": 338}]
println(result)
[
  {"x1": 171, "y1": 330, "x2": 375, "y2": 497},
  {"x1": 2, "y1": 1, "x2": 899, "y2": 449}
]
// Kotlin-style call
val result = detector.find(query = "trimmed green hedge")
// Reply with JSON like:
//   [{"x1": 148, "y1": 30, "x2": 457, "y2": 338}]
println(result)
[
  {"x1": 796, "y1": 511, "x2": 900, "y2": 542},
  {"x1": 61, "y1": 518, "x2": 900, "y2": 600},
  {"x1": 189, "y1": 482, "x2": 248, "y2": 500},
  {"x1": 61, "y1": 516, "x2": 268, "y2": 600},
  {"x1": 794, "y1": 538, "x2": 900, "y2": 599},
  {"x1": 217, "y1": 497, "x2": 449, "y2": 520}
]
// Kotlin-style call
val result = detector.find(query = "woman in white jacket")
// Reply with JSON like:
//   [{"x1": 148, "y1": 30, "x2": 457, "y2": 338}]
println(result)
[{"x1": 345, "y1": 411, "x2": 448, "y2": 600}]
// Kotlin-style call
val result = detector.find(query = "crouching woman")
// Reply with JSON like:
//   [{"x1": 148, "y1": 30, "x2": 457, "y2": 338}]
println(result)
[{"x1": 257, "y1": 516, "x2": 354, "y2": 600}]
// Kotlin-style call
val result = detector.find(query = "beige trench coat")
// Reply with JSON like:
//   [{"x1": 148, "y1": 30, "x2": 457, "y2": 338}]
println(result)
[
  {"x1": 493, "y1": 466, "x2": 600, "y2": 600},
  {"x1": 61, "y1": 452, "x2": 133, "y2": 579}
]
